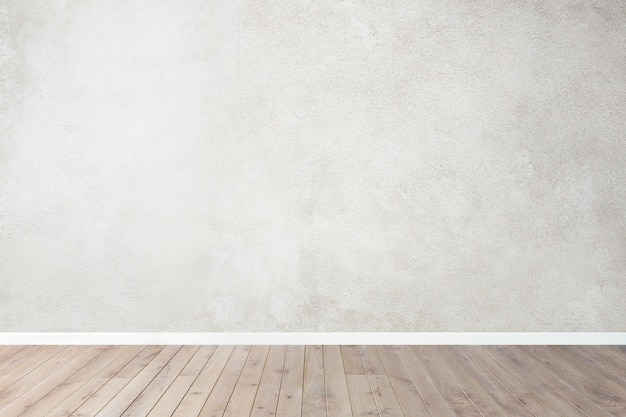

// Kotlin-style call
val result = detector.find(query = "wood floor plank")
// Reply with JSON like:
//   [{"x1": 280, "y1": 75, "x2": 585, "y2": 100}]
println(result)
[
  {"x1": 448, "y1": 346, "x2": 544, "y2": 417},
  {"x1": 44, "y1": 345, "x2": 145, "y2": 417},
  {"x1": 500, "y1": 346, "x2": 613, "y2": 417},
  {"x1": 358, "y1": 345, "x2": 386, "y2": 376},
  {"x1": 70, "y1": 346, "x2": 162, "y2": 417},
  {"x1": 575, "y1": 345, "x2": 626, "y2": 381},
  {"x1": 303, "y1": 345, "x2": 326, "y2": 417},
  {"x1": 520, "y1": 346, "x2": 624, "y2": 416},
  {"x1": 0, "y1": 346, "x2": 49, "y2": 377},
  {"x1": 323, "y1": 346, "x2": 352, "y2": 417},
  {"x1": 345, "y1": 375, "x2": 378, "y2": 417},
  {"x1": 466, "y1": 346, "x2": 564, "y2": 417},
  {"x1": 376, "y1": 346, "x2": 431, "y2": 417},
  {"x1": 0, "y1": 346, "x2": 66, "y2": 393},
  {"x1": 19, "y1": 346, "x2": 129, "y2": 417},
  {"x1": 368, "y1": 374, "x2": 405, "y2": 417},
  {"x1": 607, "y1": 346, "x2": 626, "y2": 362},
  {"x1": 223, "y1": 345, "x2": 270, "y2": 417},
  {"x1": 120, "y1": 345, "x2": 199, "y2": 417},
  {"x1": 412, "y1": 346, "x2": 483, "y2": 417},
  {"x1": 554, "y1": 346, "x2": 626, "y2": 415},
  {"x1": 341, "y1": 346, "x2": 365, "y2": 375},
  {"x1": 276, "y1": 345, "x2": 304, "y2": 417},
  {"x1": 68, "y1": 346, "x2": 159, "y2": 416},
  {"x1": 558, "y1": 346, "x2": 626, "y2": 390},
  {"x1": 0, "y1": 346, "x2": 26, "y2": 367},
  {"x1": 485, "y1": 346, "x2": 589, "y2": 417},
  {"x1": 0, "y1": 346, "x2": 105, "y2": 417},
  {"x1": 0, "y1": 345, "x2": 621, "y2": 417},
  {"x1": 145, "y1": 345, "x2": 217, "y2": 417},
  {"x1": 198, "y1": 345, "x2": 252, "y2": 417},
  {"x1": 435, "y1": 346, "x2": 507, "y2": 417},
  {"x1": 250, "y1": 345, "x2": 287, "y2": 417},
  {"x1": 394, "y1": 346, "x2": 454, "y2": 417},
  {"x1": 92, "y1": 345, "x2": 181, "y2": 417},
  {"x1": 170, "y1": 345, "x2": 234, "y2": 417}
]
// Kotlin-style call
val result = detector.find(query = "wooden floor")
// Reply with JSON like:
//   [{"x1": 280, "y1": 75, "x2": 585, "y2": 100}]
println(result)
[{"x1": 0, "y1": 345, "x2": 623, "y2": 417}]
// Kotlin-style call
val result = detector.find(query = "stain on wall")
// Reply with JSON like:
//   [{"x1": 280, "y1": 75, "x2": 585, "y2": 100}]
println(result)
[{"x1": 1, "y1": 0, "x2": 624, "y2": 331}]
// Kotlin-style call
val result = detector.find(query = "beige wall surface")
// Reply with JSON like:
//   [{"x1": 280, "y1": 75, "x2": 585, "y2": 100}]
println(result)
[{"x1": 1, "y1": 0, "x2": 625, "y2": 331}]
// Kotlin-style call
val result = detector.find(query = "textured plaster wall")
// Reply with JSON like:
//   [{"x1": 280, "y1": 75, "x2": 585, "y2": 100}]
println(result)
[{"x1": 1, "y1": 0, "x2": 625, "y2": 332}]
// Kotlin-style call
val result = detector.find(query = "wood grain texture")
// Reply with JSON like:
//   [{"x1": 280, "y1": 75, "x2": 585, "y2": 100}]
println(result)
[
  {"x1": 0, "y1": 345, "x2": 622, "y2": 417},
  {"x1": 0, "y1": 346, "x2": 66, "y2": 393},
  {"x1": 302, "y1": 345, "x2": 326, "y2": 417},
  {"x1": 324, "y1": 345, "x2": 352, "y2": 417},
  {"x1": 519, "y1": 345, "x2": 625, "y2": 416},
  {"x1": 276, "y1": 345, "x2": 305, "y2": 417},
  {"x1": 0, "y1": 346, "x2": 106, "y2": 417},
  {"x1": 345, "y1": 375, "x2": 378, "y2": 417},
  {"x1": 486, "y1": 346, "x2": 589, "y2": 417},
  {"x1": 412, "y1": 346, "x2": 483, "y2": 417},
  {"x1": 19, "y1": 345, "x2": 129, "y2": 417},
  {"x1": 0, "y1": 346, "x2": 26, "y2": 368},
  {"x1": 447, "y1": 345, "x2": 550, "y2": 417},
  {"x1": 223, "y1": 345, "x2": 269, "y2": 417},
  {"x1": 120, "y1": 345, "x2": 199, "y2": 417},
  {"x1": 250, "y1": 345, "x2": 287, "y2": 417},
  {"x1": 577, "y1": 346, "x2": 626, "y2": 381},
  {"x1": 93, "y1": 345, "x2": 181, "y2": 417},
  {"x1": 460, "y1": 345, "x2": 562, "y2": 417},
  {"x1": 44, "y1": 345, "x2": 145, "y2": 417},
  {"x1": 170, "y1": 345, "x2": 234, "y2": 417},
  {"x1": 198, "y1": 345, "x2": 251, "y2": 417},
  {"x1": 375, "y1": 346, "x2": 430, "y2": 417},
  {"x1": 145, "y1": 345, "x2": 217, "y2": 417},
  {"x1": 71, "y1": 345, "x2": 164, "y2": 417},
  {"x1": 394, "y1": 345, "x2": 454, "y2": 417},
  {"x1": 499, "y1": 346, "x2": 613, "y2": 417}
]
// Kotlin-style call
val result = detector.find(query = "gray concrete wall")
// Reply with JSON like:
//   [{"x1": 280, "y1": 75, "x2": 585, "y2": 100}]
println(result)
[{"x1": 1, "y1": 0, "x2": 624, "y2": 331}]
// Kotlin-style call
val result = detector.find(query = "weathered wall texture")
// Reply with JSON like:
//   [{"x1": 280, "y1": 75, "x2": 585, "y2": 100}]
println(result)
[{"x1": 1, "y1": 0, "x2": 624, "y2": 331}]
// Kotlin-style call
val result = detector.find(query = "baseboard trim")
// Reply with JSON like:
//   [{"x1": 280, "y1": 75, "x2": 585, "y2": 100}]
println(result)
[{"x1": 0, "y1": 332, "x2": 623, "y2": 345}]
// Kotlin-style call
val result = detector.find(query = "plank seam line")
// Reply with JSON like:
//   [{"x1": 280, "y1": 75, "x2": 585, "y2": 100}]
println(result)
[
  {"x1": 373, "y1": 346, "x2": 409, "y2": 417},
  {"x1": 242, "y1": 346, "x2": 270, "y2": 417},
  {"x1": 482, "y1": 347, "x2": 564, "y2": 417},
  {"x1": 431, "y1": 347, "x2": 487, "y2": 417},
  {"x1": 456, "y1": 347, "x2": 539, "y2": 417},
  {"x1": 271, "y1": 346, "x2": 288, "y2": 417},
  {"x1": 6, "y1": 346, "x2": 100, "y2": 417},
  {"x1": 604, "y1": 347, "x2": 626, "y2": 365},
  {"x1": 407, "y1": 346, "x2": 458, "y2": 417},
  {"x1": 0, "y1": 346, "x2": 27, "y2": 369},
  {"x1": 340, "y1": 346, "x2": 360, "y2": 416},
  {"x1": 505, "y1": 349, "x2": 613, "y2": 417},
  {"x1": 216, "y1": 345, "x2": 252, "y2": 417},
  {"x1": 389, "y1": 345, "x2": 435, "y2": 417},
  {"x1": 39, "y1": 345, "x2": 129, "y2": 417},
  {"x1": 526, "y1": 346, "x2": 617, "y2": 414},
  {"x1": 322, "y1": 346, "x2": 327, "y2": 417},
  {"x1": 501, "y1": 347, "x2": 595, "y2": 417},
  {"x1": 68, "y1": 345, "x2": 151, "y2": 417},
  {"x1": 143, "y1": 345, "x2": 202, "y2": 417},
  {"x1": 358, "y1": 346, "x2": 384, "y2": 417},
  {"x1": 0, "y1": 345, "x2": 71, "y2": 408},
  {"x1": 300, "y1": 346, "x2": 305, "y2": 417},
  {"x1": 117, "y1": 345, "x2": 184, "y2": 417},
  {"x1": 168, "y1": 346, "x2": 218, "y2": 417},
  {"x1": 57, "y1": 346, "x2": 134, "y2": 417},
  {"x1": 194, "y1": 345, "x2": 237, "y2": 417},
  {"x1": 494, "y1": 347, "x2": 589, "y2": 417}
]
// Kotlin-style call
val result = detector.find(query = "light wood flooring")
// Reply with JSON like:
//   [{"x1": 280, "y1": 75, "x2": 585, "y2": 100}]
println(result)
[{"x1": 0, "y1": 345, "x2": 623, "y2": 416}]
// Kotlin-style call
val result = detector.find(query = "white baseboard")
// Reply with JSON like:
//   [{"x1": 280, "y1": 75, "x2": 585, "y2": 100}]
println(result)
[{"x1": 0, "y1": 332, "x2": 623, "y2": 345}]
